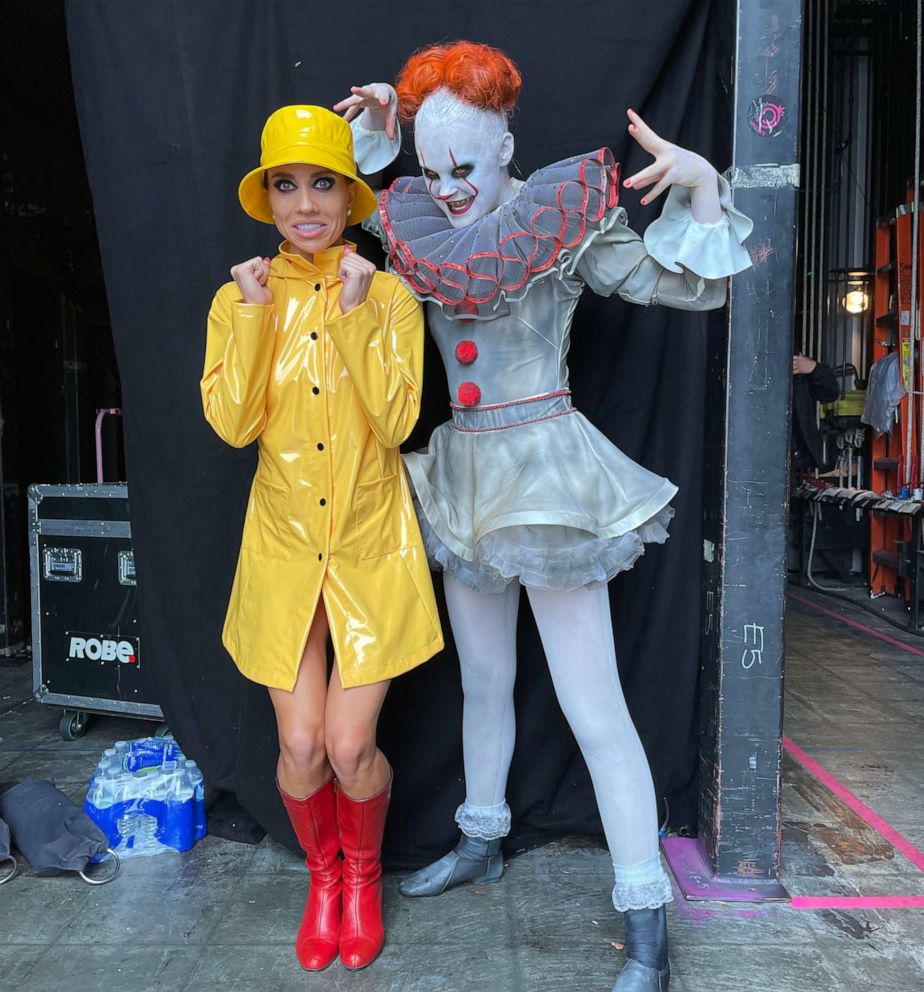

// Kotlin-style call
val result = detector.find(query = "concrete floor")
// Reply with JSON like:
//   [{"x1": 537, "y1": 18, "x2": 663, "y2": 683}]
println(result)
[{"x1": 1, "y1": 586, "x2": 922, "y2": 992}]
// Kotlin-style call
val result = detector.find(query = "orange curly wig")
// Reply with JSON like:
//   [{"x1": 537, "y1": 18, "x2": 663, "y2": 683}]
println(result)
[{"x1": 395, "y1": 41, "x2": 522, "y2": 122}]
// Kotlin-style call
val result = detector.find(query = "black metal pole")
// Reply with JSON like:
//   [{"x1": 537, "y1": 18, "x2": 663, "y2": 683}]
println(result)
[
  {"x1": 703, "y1": 0, "x2": 802, "y2": 889},
  {"x1": 666, "y1": 0, "x2": 803, "y2": 900}
]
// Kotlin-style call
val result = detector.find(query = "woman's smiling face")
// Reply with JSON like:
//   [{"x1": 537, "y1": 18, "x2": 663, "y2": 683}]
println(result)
[{"x1": 266, "y1": 164, "x2": 355, "y2": 257}]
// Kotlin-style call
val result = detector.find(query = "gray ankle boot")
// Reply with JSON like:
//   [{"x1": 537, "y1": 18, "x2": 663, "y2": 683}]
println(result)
[
  {"x1": 612, "y1": 906, "x2": 670, "y2": 991},
  {"x1": 398, "y1": 834, "x2": 504, "y2": 897}
]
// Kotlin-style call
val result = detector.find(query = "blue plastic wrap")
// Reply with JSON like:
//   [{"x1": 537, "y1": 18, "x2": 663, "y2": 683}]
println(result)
[
  {"x1": 862, "y1": 352, "x2": 905, "y2": 437},
  {"x1": 84, "y1": 738, "x2": 207, "y2": 858}
]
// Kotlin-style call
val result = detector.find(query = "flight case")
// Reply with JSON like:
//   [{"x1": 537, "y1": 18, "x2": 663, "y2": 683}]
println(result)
[{"x1": 28, "y1": 482, "x2": 164, "y2": 740}]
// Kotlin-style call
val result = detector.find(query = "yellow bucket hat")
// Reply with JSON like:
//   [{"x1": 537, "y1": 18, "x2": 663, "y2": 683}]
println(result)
[{"x1": 238, "y1": 105, "x2": 378, "y2": 226}]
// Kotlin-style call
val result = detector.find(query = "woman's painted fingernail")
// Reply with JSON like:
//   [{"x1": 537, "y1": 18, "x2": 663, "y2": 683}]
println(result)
[{"x1": 641, "y1": 198, "x2": 648, "y2": 205}]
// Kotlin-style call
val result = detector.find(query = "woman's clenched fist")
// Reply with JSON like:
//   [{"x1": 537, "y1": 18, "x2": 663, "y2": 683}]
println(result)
[
  {"x1": 338, "y1": 247, "x2": 376, "y2": 314},
  {"x1": 231, "y1": 256, "x2": 273, "y2": 305}
]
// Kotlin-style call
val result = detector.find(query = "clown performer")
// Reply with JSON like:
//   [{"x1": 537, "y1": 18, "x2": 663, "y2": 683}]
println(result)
[
  {"x1": 201, "y1": 106, "x2": 443, "y2": 972},
  {"x1": 336, "y1": 41, "x2": 753, "y2": 991}
]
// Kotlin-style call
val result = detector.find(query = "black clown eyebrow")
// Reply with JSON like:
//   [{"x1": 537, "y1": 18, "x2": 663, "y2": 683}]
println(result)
[{"x1": 449, "y1": 155, "x2": 473, "y2": 171}]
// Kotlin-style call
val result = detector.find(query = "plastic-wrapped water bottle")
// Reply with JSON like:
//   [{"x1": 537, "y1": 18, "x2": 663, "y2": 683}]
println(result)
[
  {"x1": 117, "y1": 810, "x2": 159, "y2": 852},
  {"x1": 86, "y1": 760, "x2": 115, "y2": 811},
  {"x1": 85, "y1": 737, "x2": 197, "y2": 858},
  {"x1": 183, "y1": 759, "x2": 207, "y2": 841}
]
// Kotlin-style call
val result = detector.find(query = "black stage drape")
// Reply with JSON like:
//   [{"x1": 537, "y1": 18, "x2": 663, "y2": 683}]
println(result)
[{"x1": 66, "y1": 0, "x2": 727, "y2": 865}]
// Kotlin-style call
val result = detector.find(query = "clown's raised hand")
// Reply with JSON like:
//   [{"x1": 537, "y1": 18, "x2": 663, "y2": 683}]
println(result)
[
  {"x1": 622, "y1": 109, "x2": 722, "y2": 223},
  {"x1": 334, "y1": 83, "x2": 398, "y2": 140}
]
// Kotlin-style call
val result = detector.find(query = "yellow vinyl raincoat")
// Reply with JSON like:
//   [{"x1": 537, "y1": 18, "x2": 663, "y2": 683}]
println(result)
[{"x1": 201, "y1": 241, "x2": 443, "y2": 690}]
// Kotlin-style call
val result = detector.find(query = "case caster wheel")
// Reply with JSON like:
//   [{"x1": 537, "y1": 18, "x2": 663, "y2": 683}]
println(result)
[
  {"x1": 154, "y1": 723, "x2": 172, "y2": 738},
  {"x1": 59, "y1": 710, "x2": 88, "y2": 741}
]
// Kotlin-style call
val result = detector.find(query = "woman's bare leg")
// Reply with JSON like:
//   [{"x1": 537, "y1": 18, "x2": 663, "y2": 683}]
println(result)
[
  {"x1": 324, "y1": 664, "x2": 391, "y2": 798},
  {"x1": 269, "y1": 603, "x2": 332, "y2": 797}
]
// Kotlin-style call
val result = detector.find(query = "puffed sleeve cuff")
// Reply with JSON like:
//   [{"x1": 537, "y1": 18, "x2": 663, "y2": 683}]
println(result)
[
  {"x1": 361, "y1": 192, "x2": 387, "y2": 246},
  {"x1": 642, "y1": 174, "x2": 754, "y2": 279},
  {"x1": 350, "y1": 112, "x2": 402, "y2": 175},
  {"x1": 230, "y1": 301, "x2": 276, "y2": 365}
]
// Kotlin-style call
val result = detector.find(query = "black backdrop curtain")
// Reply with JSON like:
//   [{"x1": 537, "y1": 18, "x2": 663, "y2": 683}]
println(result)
[{"x1": 65, "y1": 0, "x2": 728, "y2": 865}]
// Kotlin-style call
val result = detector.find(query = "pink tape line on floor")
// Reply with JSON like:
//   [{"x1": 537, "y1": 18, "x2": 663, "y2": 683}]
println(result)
[
  {"x1": 786, "y1": 590, "x2": 924, "y2": 659},
  {"x1": 785, "y1": 592, "x2": 924, "y2": 906},
  {"x1": 791, "y1": 896, "x2": 924, "y2": 909},
  {"x1": 783, "y1": 736, "x2": 924, "y2": 874}
]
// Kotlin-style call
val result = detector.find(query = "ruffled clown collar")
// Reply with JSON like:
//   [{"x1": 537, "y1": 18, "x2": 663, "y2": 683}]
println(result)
[{"x1": 379, "y1": 149, "x2": 621, "y2": 320}]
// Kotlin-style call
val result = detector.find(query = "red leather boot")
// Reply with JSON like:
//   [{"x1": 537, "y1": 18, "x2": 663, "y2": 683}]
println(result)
[
  {"x1": 336, "y1": 777, "x2": 391, "y2": 970},
  {"x1": 278, "y1": 777, "x2": 342, "y2": 971}
]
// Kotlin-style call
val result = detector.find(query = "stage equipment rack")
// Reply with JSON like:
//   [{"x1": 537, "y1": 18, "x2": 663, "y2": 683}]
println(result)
[
  {"x1": 27, "y1": 410, "x2": 164, "y2": 740},
  {"x1": 796, "y1": 484, "x2": 924, "y2": 630},
  {"x1": 868, "y1": 188, "x2": 924, "y2": 602}
]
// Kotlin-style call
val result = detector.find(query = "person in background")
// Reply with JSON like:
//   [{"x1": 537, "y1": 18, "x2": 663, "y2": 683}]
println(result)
[{"x1": 792, "y1": 353, "x2": 839, "y2": 471}]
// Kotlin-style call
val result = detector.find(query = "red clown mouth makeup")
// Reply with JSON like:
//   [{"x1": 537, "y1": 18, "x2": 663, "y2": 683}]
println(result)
[{"x1": 447, "y1": 195, "x2": 476, "y2": 215}]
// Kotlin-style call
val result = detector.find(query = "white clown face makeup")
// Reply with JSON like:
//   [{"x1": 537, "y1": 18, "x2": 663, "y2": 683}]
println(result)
[{"x1": 414, "y1": 90, "x2": 515, "y2": 229}]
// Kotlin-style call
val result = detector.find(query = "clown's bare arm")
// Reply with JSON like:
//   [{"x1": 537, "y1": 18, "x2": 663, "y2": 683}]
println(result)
[{"x1": 334, "y1": 84, "x2": 402, "y2": 180}]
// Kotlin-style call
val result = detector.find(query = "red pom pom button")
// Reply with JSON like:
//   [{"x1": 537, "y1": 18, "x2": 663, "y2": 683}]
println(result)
[
  {"x1": 455, "y1": 340, "x2": 478, "y2": 365},
  {"x1": 457, "y1": 382, "x2": 482, "y2": 407}
]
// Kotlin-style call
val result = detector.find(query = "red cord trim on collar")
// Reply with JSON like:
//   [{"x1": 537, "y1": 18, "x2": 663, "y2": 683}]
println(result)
[{"x1": 380, "y1": 150, "x2": 620, "y2": 310}]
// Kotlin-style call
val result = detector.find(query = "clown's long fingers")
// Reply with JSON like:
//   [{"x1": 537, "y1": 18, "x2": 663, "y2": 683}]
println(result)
[
  {"x1": 639, "y1": 174, "x2": 673, "y2": 205},
  {"x1": 333, "y1": 92, "x2": 366, "y2": 113},
  {"x1": 626, "y1": 109, "x2": 665, "y2": 153},
  {"x1": 624, "y1": 162, "x2": 666, "y2": 189}
]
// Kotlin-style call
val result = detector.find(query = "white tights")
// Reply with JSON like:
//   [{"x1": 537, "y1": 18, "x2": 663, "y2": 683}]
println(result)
[{"x1": 444, "y1": 572, "x2": 673, "y2": 910}]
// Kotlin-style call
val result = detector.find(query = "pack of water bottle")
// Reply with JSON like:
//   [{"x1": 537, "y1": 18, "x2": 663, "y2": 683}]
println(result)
[{"x1": 84, "y1": 737, "x2": 206, "y2": 858}]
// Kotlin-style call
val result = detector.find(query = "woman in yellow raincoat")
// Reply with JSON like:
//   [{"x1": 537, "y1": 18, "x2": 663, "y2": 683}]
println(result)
[{"x1": 200, "y1": 105, "x2": 443, "y2": 973}]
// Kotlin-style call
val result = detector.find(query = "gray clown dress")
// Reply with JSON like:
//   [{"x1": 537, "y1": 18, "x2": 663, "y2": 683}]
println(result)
[{"x1": 365, "y1": 149, "x2": 753, "y2": 593}]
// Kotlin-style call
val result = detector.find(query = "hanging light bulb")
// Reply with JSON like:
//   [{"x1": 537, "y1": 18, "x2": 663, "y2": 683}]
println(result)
[{"x1": 842, "y1": 288, "x2": 869, "y2": 314}]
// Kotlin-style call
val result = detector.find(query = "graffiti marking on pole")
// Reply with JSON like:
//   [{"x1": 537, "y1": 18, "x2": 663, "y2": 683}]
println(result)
[
  {"x1": 741, "y1": 622, "x2": 765, "y2": 670},
  {"x1": 749, "y1": 239, "x2": 776, "y2": 268},
  {"x1": 747, "y1": 96, "x2": 786, "y2": 137}
]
